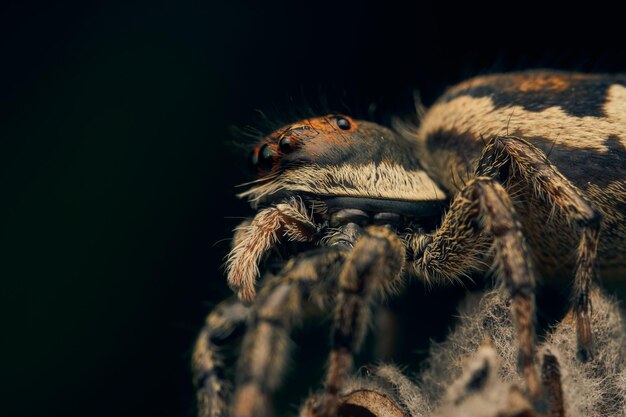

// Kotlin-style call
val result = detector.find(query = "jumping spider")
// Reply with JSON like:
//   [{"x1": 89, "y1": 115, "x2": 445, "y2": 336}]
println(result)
[{"x1": 193, "y1": 70, "x2": 626, "y2": 417}]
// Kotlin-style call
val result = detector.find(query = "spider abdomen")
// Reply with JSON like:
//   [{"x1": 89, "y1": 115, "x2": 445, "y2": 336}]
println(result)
[{"x1": 401, "y1": 70, "x2": 626, "y2": 278}]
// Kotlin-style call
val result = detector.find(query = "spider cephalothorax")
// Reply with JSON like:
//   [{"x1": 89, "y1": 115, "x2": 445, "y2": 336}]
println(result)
[
  {"x1": 194, "y1": 70, "x2": 626, "y2": 417},
  {"x1": 227, "y1": 114, "x2": 449, "y2": 302}
]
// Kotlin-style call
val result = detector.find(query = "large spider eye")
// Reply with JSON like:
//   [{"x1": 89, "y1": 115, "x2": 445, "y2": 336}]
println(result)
[
  {"x1": 336, "y1": 117, "x2": 351, "y2": 130},
  {"x1": 258, "y1": 144, "x2": 276, "y2": 170},
  {"x1": 278, "y1": 137, "x2": 294, "y2": 153}
]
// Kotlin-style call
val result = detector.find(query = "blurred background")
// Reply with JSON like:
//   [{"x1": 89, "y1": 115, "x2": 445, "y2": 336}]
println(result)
[{"x1": 2, "y1": 1, "x2": 625, "y2": 416}]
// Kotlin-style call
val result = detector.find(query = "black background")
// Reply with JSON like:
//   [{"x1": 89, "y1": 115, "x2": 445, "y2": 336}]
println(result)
[{"x1": 2, "y1": 1, "x2": 625, "y2": 416}]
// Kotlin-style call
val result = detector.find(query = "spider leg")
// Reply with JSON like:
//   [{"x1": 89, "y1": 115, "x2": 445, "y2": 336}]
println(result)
[
  {"x1": 408, "y1": 177, "x2": 540, "y2": 398},
  {"x1": 232, "y1": 246, "x2": 349, "y2": 417},
  {"x1": 192, "y1": 299, "x2": 251, "y2": 417},
  {"x1": 319, "y1": 226, "x2": 405, "y2": 417},
  {"x1": 540, "y1": 351, "x2": 565, "y2": 417},
  {"x1": 479, "y1": 136, "x2": 600, "y2": 360},
  {"x1": 226, "y1": 197, "x2": 319, "y2": 302}
]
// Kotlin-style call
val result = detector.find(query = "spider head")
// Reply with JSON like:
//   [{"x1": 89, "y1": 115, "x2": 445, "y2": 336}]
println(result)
[
  {"x1": 228, "y1": 115, "x2": 448, "y2": 301},
  {"x1": 247, "y1": 114, "x2": 361, "y2": 176},
  {"x1": 240, "y1": 115, "x2": 448, "y2": 229}
]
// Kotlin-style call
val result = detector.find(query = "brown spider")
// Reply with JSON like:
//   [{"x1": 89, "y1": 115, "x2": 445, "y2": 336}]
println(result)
[{"x1": 193, "y1": 70, "x2": 626, "y2": 417}]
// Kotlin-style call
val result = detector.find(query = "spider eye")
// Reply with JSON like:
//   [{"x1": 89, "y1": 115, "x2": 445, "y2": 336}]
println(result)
[
  {"x1": 336, "y1": 117, "x2": 351, "y2": 130},
  {"x1": 258, "y1": 144, "x2": 276, "y2": 170},
  {"x1": 278, "y1": 137, "x2": 294, "y2": 153}
]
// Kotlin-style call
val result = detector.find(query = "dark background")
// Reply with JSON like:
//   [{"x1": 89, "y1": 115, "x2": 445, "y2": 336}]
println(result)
[{"x1": 2, "y1": 1, "x2": 625, "y2": 416}]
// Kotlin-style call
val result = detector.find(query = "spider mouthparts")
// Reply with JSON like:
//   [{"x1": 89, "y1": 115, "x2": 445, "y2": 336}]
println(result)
[
  {"x1": 325, "y1": 196, "x2": 446, "y2": 218},
  {"x1": 325, "y1": 196, "x2": 446, "y2": 230}
]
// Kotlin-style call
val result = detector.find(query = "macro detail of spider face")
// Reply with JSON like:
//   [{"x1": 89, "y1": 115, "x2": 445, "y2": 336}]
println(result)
[
  {"x1": 249, "y1": 115, "x2": 357, "y2": 175},
  {"x1": 229, "y1": 113, "x2": 452, "y2": 305},
  {"x1": 194, "y1": 70, "x2": 626, "y2": 417},
  {"x1": 243, "y1": 113, "x2": 447, "y2": 228}
]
